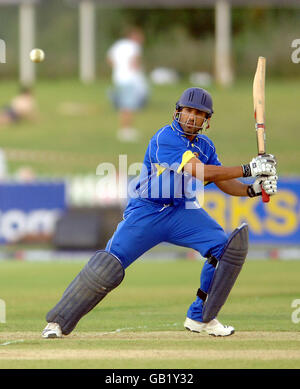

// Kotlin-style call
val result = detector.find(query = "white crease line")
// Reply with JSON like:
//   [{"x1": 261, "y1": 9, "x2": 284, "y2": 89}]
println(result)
[
  {"x1": 101, "y1": 323, "x2": 180, "y2": 335},
  {"x1": 0, "y1": 340, "x2": 24, "y2": 346}
]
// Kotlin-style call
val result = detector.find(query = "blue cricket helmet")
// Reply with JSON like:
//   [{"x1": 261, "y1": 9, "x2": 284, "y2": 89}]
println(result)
[{"x1": 175, "y1": 87, "x2": 214, "y2": 118}]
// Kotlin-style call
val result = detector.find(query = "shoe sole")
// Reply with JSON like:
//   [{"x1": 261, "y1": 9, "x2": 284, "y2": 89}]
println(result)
[
  {"x1": 185, "y1": 326, "x2": 235, "y2": 337},
  {"x1": 184, "y1": 326, "x2": 205, "y2": 334},
  {"x1": 42, "y1": 332, "x2": 61, "y2": 339},
  {"x1": 207, "y1": 329, "x2": 235, "y2": 337}
]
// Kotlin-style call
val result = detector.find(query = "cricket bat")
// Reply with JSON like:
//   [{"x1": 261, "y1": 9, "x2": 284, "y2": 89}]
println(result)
[{"x1": 253, "y1": 56, "x2": 269, "y2": 203}]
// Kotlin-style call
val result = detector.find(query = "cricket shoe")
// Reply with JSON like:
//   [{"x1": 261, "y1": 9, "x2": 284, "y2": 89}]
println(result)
[
  {"x1": 184, "y1": 317, "x2": 235, "y2": 337},
  {"x1": 42, "y1": 322, "x2": 62, "y2": 338}
]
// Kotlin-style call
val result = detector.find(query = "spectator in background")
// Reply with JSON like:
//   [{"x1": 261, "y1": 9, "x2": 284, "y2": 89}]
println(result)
[
  {"x1": 107, "y1": 26, "x2": 149, "y2": 142},
  {"x1": 0, "y1": 87, "x2": 37, "y2": 127}
]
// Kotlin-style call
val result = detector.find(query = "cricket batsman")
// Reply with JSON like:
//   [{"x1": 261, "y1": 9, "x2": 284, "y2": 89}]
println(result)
[{"x1": 42, "y1": 87, "x2": 278, "y2": 338}]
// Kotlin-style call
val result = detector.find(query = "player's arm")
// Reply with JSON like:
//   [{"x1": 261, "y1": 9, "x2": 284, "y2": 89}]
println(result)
[
  {"x1": 216, "y1": 176, "x2": 278, "y2": 198},
  {"x1": 215, "y1": 179, "x2": 248, "y2": 196},
  {"x1": 183, "y1": 154, "x2": 277, "y2": 182},
  {"x1": 183, "y1": 157, "x2": 244, "y2": 181}
]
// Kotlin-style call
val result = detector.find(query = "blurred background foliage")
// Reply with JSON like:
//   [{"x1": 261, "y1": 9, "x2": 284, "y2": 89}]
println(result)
[{"x1": 0, "y1": 1, "x2": 299, "y2": 79}]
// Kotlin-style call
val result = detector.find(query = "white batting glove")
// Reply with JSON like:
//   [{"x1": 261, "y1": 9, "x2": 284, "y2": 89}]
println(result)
[
  {"x1": 247, "y1": 175, "x2": 278, "y2": 197},
  {"x1": 242, "y1": 154, "x2": 277, "y2": 178}
]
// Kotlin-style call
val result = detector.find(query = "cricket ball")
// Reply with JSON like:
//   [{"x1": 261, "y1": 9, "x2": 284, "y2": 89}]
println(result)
[{"x1": 29, "y1": 48, "x2": 45, "y2": 63}]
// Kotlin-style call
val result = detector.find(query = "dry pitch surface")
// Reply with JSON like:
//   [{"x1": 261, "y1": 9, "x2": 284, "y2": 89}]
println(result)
[
  {"x1": 1, "y1": 331, "x2": 300, "y2": 367},
  {"x1": 1, "y1": 261, "x2": 300, "y2": 368}
]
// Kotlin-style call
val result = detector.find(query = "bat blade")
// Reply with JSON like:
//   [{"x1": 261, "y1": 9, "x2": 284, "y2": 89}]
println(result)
[
  {"x1": 253, "y1": 56, "x2": 266, "y2": 155},
  {"x1": 253, "y1": 56, "x2": 269, "y2": 203}
]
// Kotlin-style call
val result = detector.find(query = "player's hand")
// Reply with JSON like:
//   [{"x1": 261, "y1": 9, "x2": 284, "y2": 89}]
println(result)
[
  {"x1": 247, "y1": 175, "x2": 278, "y2": 197},
  {"x1": 242, "y1": 154, "x2": 277, "y2": 177}
]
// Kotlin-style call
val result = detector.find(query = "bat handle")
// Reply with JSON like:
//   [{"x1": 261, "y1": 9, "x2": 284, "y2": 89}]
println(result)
[
  {"x1": 258, "y1": 154, "x2": 270, "y2": 203},
  {"x1": 261, "y1": 186, "x2": 270, "y2": 203}
]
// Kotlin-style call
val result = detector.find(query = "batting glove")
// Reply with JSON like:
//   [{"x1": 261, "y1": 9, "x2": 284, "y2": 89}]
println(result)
[
  {"x1": 247, "y1": 175, "x2": 278, "y2": 197},
  {"x1": 242, "y1": 154, "x2": 277, "y2": 178}
]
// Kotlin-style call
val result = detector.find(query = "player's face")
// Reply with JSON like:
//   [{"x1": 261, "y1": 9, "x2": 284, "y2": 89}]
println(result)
[{"x1": 178, "y1": 107, "x2": 208, "y2": 134}]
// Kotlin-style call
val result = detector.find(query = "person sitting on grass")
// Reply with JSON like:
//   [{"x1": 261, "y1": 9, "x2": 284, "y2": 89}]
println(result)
[{"x1": 0, "y1": 87, "x2": 37, "y2": 127}]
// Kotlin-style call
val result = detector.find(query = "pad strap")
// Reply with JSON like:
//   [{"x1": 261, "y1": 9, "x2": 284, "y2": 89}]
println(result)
[
  {"x1": 196, "y1": 256, "x2": 218, "y2": 301},
  {"x1": 207, "y1": 255, "x2": 218, "y2": 268},
  {"x1": 197, "y1": 288, "x2": 207, "y2": 302}
]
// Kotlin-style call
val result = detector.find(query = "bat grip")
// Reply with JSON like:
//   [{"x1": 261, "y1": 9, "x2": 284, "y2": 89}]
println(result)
[
  {"x1": 258, "y1": 154, "x2": 270, "y2": 203},
  {"x1": 261, "y1": 186, "x2": 270, "y2": 203}
]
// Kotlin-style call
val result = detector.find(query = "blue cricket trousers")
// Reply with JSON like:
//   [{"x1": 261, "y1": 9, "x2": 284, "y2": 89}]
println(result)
[{"x1": 105, "y1": 198, "x2": 228, "y2": 322}]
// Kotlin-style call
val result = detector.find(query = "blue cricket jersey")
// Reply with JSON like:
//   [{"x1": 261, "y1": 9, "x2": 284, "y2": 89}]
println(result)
[
  {"x1": 128, "y1": 119, "x2": 221, "y2": 206},
  {"x1": 106, "y1": 119, "x2": 228, "y2": 322}
]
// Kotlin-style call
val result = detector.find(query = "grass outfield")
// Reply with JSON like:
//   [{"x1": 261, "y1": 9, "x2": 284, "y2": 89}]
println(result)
[
  {"x1": 0, "y1": 259, "x2": 300, "y2": 369},
  {"x1": 0, "y1": 78, "x2": 299, "y2": 175}
]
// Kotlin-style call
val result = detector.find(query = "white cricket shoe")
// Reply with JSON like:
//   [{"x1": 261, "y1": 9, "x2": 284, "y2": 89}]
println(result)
[
  {"x1": 184, "y1": 317, "x2": 235, "y2": 337},
  {"x1": 42, "y1": 322, "x2": 62, "y2": 338}
]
